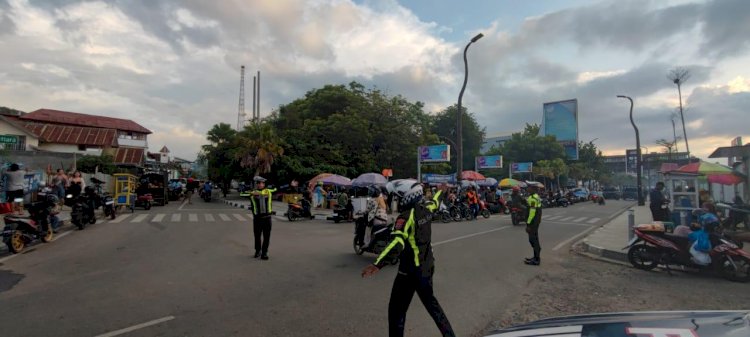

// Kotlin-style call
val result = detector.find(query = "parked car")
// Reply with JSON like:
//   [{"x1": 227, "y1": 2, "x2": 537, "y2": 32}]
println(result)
[
  {"x1": 602, "y1": 186, "x2": 620, "y2": 200},
  {"x1": 572, "y1": 188, "x2": 590, "y2": 202},
  {"x1": 622, "y1": 186, "x2": 639, "y2": 200}
]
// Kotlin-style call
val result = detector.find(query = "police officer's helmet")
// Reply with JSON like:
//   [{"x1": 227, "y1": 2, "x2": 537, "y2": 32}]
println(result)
[{"x1": 391, "y1": 179, "x2": 423, "y2": 209}]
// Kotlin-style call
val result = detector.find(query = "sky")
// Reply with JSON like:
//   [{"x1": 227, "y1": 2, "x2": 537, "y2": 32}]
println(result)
[{"x1": 0, "y1": 0, "x2": 748, "y2": 162}]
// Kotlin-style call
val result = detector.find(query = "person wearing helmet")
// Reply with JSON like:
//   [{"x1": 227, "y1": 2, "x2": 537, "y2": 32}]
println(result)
[
  {"x1": 524, "y1": 184, "x2": 543, "y2": 266},
  {"x1": 361, "y1": 181, "x2": 455, "y2": 337},
  {"x1": 510, "y1": 186, "x2": 525, "y2": 211}
]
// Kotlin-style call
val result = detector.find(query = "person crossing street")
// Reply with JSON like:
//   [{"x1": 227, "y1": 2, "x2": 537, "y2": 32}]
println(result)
[
  {"x1": 250, "y1": 176, "x2": 276, "y2": 260},
  {"x1": 361, "y1": 181, "x2": 455, "y2": 337},
  {"x1": 524, "y1": 185, "x2": 543, "y2": 266}
]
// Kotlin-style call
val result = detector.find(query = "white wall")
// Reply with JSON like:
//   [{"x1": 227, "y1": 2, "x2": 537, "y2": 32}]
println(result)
[
  {"x1": 118, "y1": 138, "x2": 147, "y2": 148},
  {"x1": 0, "y1": 120, "x2": 39, "y2": 149}
]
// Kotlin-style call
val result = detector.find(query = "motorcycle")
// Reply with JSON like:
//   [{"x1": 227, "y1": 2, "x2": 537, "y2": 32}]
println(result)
[
  {"x1": 554, "y1": 194, "x2": 569, "y2": 207},
  {"x1": 625, "y1": 223, "x2": 750, "y2": 282},
  {"x1": 353, "y1": 215, "x2": 398, "y2": 265},
  {"x1": 201, "y1": 184, "x2": 212, "y2": 202},
  {"x1": 287, "y1": 197, "x2": 312, "y2": 221},
  {"x1": 717, "y1": 200, "x2": 750, "y2": 230},
  {"x1": 433, "y1": 202, "x2": 454, "y2": 223},
  {"x1": 478, "y1": 200, "x2": 491, "y2": 219},
  {"x1": 70, "y1": 186, "x2": 97, "y2": 230},
  {"x1": 91, "y1": 177, "x2": 116, "y2": 220},
  {"x1": 2, "y1": 194, "x2": 56, "y2": 253},
  {"x1": 510, "y1": 205, "x2": 526, "y2": 226}
]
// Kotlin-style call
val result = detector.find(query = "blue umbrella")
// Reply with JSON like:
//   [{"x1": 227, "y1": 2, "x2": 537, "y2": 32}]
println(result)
[{"x1": 352, "y1": 173, "x2": 388, "y2": 187}]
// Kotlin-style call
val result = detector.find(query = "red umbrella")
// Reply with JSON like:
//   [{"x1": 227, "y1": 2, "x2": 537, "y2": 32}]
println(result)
[
  {"x1": 707, "y1": 173, "x2": 744, "y2": 185},
  {"x1": 461, "y1": 170, "x2": 486, "y2": 181}
]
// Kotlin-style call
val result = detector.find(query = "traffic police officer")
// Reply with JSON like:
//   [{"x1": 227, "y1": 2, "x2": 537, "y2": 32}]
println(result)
[
  {"x1": 361, "y1": 181, "x2": 455, "y2": 337},
  {"x1": 250, "y1": 176, "x2": 276, "y2": 260},
  {"x1": 524, "y1": 184, "x2": 542, "y2": 265}
]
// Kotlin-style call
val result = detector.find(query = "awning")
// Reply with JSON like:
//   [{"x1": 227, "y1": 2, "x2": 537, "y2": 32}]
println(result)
[
  {"x1": 114, "y1": 147, "x2": 145, "y2": 165},
  {"x1": 709, "y1": 145, "x2": 750, "y2": 158}
]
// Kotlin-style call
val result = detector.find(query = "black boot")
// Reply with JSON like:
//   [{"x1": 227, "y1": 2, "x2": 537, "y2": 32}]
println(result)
[
  {"x1": 524, "y1": 258, "x2": 540, "y2": 266},
  {"x1": 254, "y1": 251, "x2": 261, "y2": 258}
]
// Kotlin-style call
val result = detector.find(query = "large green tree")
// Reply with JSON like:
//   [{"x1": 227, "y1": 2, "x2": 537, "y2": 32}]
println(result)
[
  {"x1": 491, "y1": 124, "x2": 566, "y2": 165},
  {"x1": 431, "y1": 105, "x2": 485, "y2": 172}
]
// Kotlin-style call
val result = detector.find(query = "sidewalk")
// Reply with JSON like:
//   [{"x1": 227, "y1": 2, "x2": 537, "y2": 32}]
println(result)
[
  {"x1": 581, "y1": 204, "x2": 650, "y2": 262},
  {"x1": 223, "y1": 192, "x2": 334, "y2": 221}
]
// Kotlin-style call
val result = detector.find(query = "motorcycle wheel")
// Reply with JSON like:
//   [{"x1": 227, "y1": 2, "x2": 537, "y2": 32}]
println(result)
[
  {"x1": 716, "y1": 255, "x2": 750, "y2": 283},
  {"x1": 353, "y1": 236, "x2": 364, "y2": 255},
  {"x1": 450, "y1": 207, "x2": 462, "y2": 222},
  {"x1": 287, "y1": 211, "x2": 297, "y2": 222},
  {"x1": 72, "y1": 218, "x2": 84, "y2": 230},
  {"x1": 481, "y1": 209, "x2": 491, "y2": 219},
  {"x1": 562, "y1": 202, "x2": 568, "y2": 208},
  {"x1": 503, "y1": 207, "x2": 510, "y2": 215},
  {"x1": 511, "y1": 214, "x2": 519, "y2": 226},
  {"x1": 8, "y1": 229, "x2": 25, "y2": 253},
  {"x1": 41, "y1": 225, "x2": 53, "y2": 243},
  {"x1": 441, "y1": 212, "x2": 452, "y2": 223},
  {"x1": 627, "y1": 244, "x2": 659, "y2": 271},
  {"x1": 89, "y1": 215, "x2": 97, "y2": 225}
]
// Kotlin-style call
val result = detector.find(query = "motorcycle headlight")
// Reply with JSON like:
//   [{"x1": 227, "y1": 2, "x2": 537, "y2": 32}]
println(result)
[{"x1": 66, "y1": 194, "x2": 73, "y2": 198}]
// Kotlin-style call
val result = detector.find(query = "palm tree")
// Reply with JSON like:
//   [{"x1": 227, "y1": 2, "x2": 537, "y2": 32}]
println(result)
[{"x1": 235, "y1": 122, "x2": 284, "y2": 176}]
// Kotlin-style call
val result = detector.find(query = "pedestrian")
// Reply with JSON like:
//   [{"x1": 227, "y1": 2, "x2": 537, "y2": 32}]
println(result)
[
  {"x1": 4, "y1": 163, "x2": 26, "y2": 203},
  {"x1": 649, "y1": 182, "x2": 670, "y2": 221},
  {"x1": 51, "y1": 169, "x2": 68, "y2": 204},
  {"x1": 361, "y1": 181, "x2": 455, "y2": 337},
  {"x1": 524, "y1": 184, "x2": 543, "y2": 266},
  {"x1": 313, "y1": 181, "x2": 324, "y2": 208},
  {"x1": 250, "y1": 176, "x2": 276, "y2": 260},
  {"x1": 466, "y1": 186, "x2": 479, "y2": 219},
  {"x1": 185, "y1": 177, "x2": 197, "y2": 204}
]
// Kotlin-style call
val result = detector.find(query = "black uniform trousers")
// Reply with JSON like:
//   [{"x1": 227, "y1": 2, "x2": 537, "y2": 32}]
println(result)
[
  {"x1": 388, "y1": 268, "x2": 455, "y2": 337},
  {"x1": 253, "y1": 215, "x2": 272, "y2": 255},
  {"x1": 527, "y1": 209, "x2": 542, "y2": 260}
]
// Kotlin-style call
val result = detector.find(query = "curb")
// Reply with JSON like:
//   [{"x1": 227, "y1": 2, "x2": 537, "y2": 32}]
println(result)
[{"x1": 578, "y1": 202, "x2": 637, "y2": 263}]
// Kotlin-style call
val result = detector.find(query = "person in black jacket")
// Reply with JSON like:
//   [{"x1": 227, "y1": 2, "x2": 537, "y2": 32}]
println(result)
[
  {"x1": 249, "y1": 176, "x2": 276, "y2": 260},
  {"x1": 361, "y1": 181, "x2": 454, "y2": 337}
]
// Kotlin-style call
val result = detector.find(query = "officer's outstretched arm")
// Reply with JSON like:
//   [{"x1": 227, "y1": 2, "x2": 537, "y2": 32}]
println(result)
[{"x1": 373, "y1": 216, "x2": 409, "y2": 268}]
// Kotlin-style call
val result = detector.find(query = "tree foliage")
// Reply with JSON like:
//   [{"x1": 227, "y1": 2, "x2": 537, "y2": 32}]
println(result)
[
  {"x1": 76, "y1": 154, "x2": 116, "y2": 174},
  {"x1": 431, "y1": 105, "x2": 485, "y2": 171},
  {"x1": 490, "y1": 124, "x2": 565, "y2": 164}
]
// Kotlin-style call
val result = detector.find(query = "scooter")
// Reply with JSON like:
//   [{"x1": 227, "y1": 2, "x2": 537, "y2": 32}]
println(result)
[
  {"x1": 91, "y1": 177, "x2": 115, "y2": 220},
  {"x1": 625, "y1": 223, "x2": 750, "y2": 282},
  {"x1": 287, "y1": 197, "x2": 313, "y2": 221},
  {"x1": 510, "y1": 205, "x2": 526, "y2": 226},
  {"x1": 70, "y1": 186, "x2": 98, "y2": 230},
  {"x1": 201, "y1": 184, "x2": 212, "y2": 202},
  {"x1": 478, "y1": 200, "x2": 491, "y2": 219},
  {"x1": 2, "y1": 194, "x2": 56, "y2": 253},
  {"x1": 353, "y1": 215, "x2": 398, "y2": 265},
  {"x1": 555, "y1": 194, "x2": 570, "y2": 207}
]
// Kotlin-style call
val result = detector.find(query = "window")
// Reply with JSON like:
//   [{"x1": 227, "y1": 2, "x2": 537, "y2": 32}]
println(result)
[
  {"x1": 2, "y1": 136, "x2": 26, "y2": 151},
  {"x1": 78, "y1": 144, "x2": 87, "y2": 151}
]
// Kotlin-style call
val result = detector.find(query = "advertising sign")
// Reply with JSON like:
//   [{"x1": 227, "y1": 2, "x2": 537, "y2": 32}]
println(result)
[
  {"x1": 421, "y1": 174, "x2": 456, "y2": 184},
  {"x1": 475, "y1": 155, "x2": 503, "y2": 169},
  {"x1": 626, "y1": 149, "x2": 638, "y2": 173},
  {"x1": 543, "y1": 99, "x2": 579, "y2": 160},
  {"x1": 511, "y1": 162, "x2": 533, "y2": 173},
  {"x1": 0, "y1": 135, "x2": 17, "y2": 144},
  {"x1": 419, "y1": 145, "x2": 450, "y2": 163}
]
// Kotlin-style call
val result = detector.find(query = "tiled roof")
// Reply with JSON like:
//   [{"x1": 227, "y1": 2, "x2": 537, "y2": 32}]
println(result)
[
  {"x1": 18, "y1": 121, "x2": 117, "y2": 146},
  {"x1": 114, "y1": 147, "x2": 145, "y2": 165},
  {"x1": 22, "y1": 109, "x2": 152, "y2": 134}
]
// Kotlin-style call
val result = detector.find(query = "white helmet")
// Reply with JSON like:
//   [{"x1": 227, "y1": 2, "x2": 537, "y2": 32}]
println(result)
[{"x1": 389, "y1": 179, "x2": 423, "y2": 209}]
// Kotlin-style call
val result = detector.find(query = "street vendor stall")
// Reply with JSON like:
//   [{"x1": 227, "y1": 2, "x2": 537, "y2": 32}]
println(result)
[
  {"x1": 663, "y1": 171, "x2": 700, "y2": 226},
  {"x1": 138, "y1": 172, "x2": 169, "y2": 206},
  {"x1": 113, "y1": 173, "x2": 137, "y2": 213}
]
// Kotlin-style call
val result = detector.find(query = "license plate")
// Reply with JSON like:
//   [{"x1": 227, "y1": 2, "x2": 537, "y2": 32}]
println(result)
[{"x1": 105, "y1": 201, "x2": 114, "y2": 205}]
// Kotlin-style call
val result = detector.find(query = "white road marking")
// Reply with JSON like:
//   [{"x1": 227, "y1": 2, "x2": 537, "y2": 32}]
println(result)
[
  {"x1": 573, "y1": 217, "x2": 588, "y2": 223},
  {"x1": 232, "y1": 213, "x2": 247, "y2": 221},
  {"x1": 178, "y1": 198, "x2": 188, "y2": 210},
  {"x1": 218, "y1": 214, "x2": 231, "y2": 221},
  {"x1": 52, "y1": 230, "x2": 73, "y2": 241},
  {"x1": 108, "y1": 213, "x2": 132, "y2": 224},
  {"x1": 171, "y1": 213, "x2": 181, "y2": 222},
  {"x1": 545, "y1": 215, "x2": 562, "y2": 220},
  {"x1": 131, "y1": 214, "x2": 149, "y2": 223},
  {"x1": 94, "y1": 316, "x2": 175, "y2": 337},
  {"x1": 587, "y1": 217, "x2": 601, "y2": 224},
  {"x1": 559, "y1": 216, "x2": 575, "y2": 222},
  {"x1": 553, "y1": 225, "x2": 601, "y2": 251},
  {"x1": 433, "y1": 226, "x2": 511, "y2": 247},
  {"x1": 152, "y1": 214, "x2": 166, "y2": 222},
  {"x1": 188, "y1": 214, "x2": 198, "y2": 222},
  {"x1": 205, "y1": 214, "x2": 215, "y2": 222}
]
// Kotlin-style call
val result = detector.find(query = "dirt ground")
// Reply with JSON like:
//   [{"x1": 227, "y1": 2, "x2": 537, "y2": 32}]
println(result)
[{"x1": 477, "y1": 245, "x2": 749, "y2": 336}]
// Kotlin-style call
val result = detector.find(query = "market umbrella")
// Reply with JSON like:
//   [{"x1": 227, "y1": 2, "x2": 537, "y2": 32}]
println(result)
[
  {"x1": 460, "y1": 180, "x2": 479, "y2": 190},
  {"x1": 476, "y1": 178, "x2": 498, "y2": 187},
  {"x1": 525, "y1": 181, "x2": 545, "y2": 188},
  {"x1": 461, "y1": 170, "x2": 486, "y2": 181},
  {"x1": 499, "y1": 178, "x2": 525, "y2": 188},
  {"x1": 707, "y1": 174, "x2": 744, "y2": 185},
  {"x1": 676, "y1": 161, "x2": 735, "y2": 175},
  {"x1": 352, "y1": 173, "x2": 388, "y2": 187},
  {"x1": 308, "y1": 173, "x2": 333, "y2": 189},
  {"x1": 318, "y1": 174, "x2": 352, "y2": 186}
]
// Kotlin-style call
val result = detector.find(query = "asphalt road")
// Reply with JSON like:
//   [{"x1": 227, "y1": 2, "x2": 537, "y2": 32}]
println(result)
[{"x1": 0, "y1": 198, "x2": 633, "y2": 337}]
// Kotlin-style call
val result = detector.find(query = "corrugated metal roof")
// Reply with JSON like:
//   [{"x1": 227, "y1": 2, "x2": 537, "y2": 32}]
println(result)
[
  {"x1": 22, "y1": 109, "x2": 152, "y2": 134},
  {"x1": 16, "y1": 120, "x2": 118, "y2": 146},
  {"x1": 114, "y1": 147, "x2": 145, "y2": 165}
]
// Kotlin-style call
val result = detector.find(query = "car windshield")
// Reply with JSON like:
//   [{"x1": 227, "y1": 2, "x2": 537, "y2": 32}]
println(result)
[{"x1": 1, "y1": 1, "x2": 747, "y2": 337}]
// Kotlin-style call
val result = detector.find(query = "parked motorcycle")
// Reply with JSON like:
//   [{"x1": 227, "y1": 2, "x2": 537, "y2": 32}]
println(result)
[
  {"x1": 433, "y1": 202, "x2": 453, "y2": 223},
  {"x1": 91, "y1": 177, "x2": 115, "y2": 220},
  {"x1": 70, "y1": 186, "x2": 98, "y2": 230},
  {"x1": 353, "y1": 216, "x2": 398, "y2": 265},
  {"x1": 625, "y1": 223, "x2": 750, "y2": 282},
  {"x1": 554, "y1": 194, "x2": 570, "y2": 207},
  {"x1": 717, "y1": 199, "x2": 750, "y2": 230},
  {"x1": 478, "y1": 200, "x2": 491, "y2": 219},
  {"x1": 2, "y1": 194, "x2": 56, "y2": 253},
  {"x1": 287, "y1": 197, "x2": 312, "y2": 221},
  {"x1": 510, "y1": 206, "x2": 526, "y2": 226}
]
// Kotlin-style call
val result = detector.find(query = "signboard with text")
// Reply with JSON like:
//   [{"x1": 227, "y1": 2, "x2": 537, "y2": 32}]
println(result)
[
  {"x1": 419, "y1": 145, "x2": 450, "y2": 163},
  {"x1": 421, "y1": 174, "x2": 456, "y2": 184},
  {"x1": 511, "y1": 162, "x2": 533, "y2": 173},
  {"x1": 0, "y1": 135, "x2": 17, "y2": 144},
  {"x1": 543, "y1": 99, "x2": 579, "y2": 160},
  {"x1": 475, "y1": 155, "x2": 503, "y2": 169}
]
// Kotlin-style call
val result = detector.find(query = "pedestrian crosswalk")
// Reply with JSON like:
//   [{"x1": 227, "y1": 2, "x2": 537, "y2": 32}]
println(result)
[
  {"x1": 543, "y1": 215, "x2": 602, "y2": 224},
  {"x1": 100, "y1": 213, "x2": 253, "y2": 224}
]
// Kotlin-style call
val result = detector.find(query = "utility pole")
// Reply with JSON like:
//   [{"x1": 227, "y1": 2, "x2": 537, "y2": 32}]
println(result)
[
  {"x1": 237, "y1": 65, "x2": 246, "y2": 131},
  {"x1": 456, "y1": 33, "x2": 483, "y2": 183}
]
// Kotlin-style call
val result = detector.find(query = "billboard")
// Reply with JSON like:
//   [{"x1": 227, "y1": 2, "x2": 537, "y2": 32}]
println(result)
[
  {"x1": 419, "y1": 145, "x2": 450, "y2": 163},
  {"x1": 421, "y1": 174, "x2": 456, "y2": 184},
  {"x1": 511, "y1": 162, "x2": 533, "y2": 173},
  {"x1": 475, "y1": 155, "x2": 503, "y2": 169},
  {"x1": 626, "y1": 149, "x2": 638, "y2": 173},
  {"x1": 543, "y1": 99, "x2": 579, "y2": 160}
]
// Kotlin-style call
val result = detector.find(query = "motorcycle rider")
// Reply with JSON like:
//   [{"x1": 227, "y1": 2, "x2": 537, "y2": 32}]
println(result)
[
  {"x1": 361, "y1": 181, "x2": 455, "y2": 337},
  {"x1": 510, "y1": 186, "x2": 527, "y2": 215},
  {"x1": 466, "y1": 186, "x2": 479, "y2": 220},
  {"x1": 249, "y1": 176, "x2": 276, "y2": 260},
  {"x1": 524, "y1": 185, "x2": 543, "y2": 266}
]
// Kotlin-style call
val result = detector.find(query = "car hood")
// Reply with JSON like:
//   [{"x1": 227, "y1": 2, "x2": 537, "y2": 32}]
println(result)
[{"x1": 486, "y1": 311, "x2": 750, "y2": 337}]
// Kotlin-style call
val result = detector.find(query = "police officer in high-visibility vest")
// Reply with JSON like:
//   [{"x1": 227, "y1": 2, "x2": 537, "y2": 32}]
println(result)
[
  {"x1": 361, "y1": 181, "x2": 455, "y2": 337},
  {"x1": 524, "y1": 184, "x2": 543, "y2": 266},
  {"x1": 250, "y1": 176, "x2": 276, "y2": 260}
]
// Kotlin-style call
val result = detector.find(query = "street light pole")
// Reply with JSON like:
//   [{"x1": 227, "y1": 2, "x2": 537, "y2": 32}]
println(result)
[
  {"x1": 618, "y1": 95, "x2": 644, "y2": 206},
  {"x1": 457, "y1": 33, "x2": 483, "y2": 183}
]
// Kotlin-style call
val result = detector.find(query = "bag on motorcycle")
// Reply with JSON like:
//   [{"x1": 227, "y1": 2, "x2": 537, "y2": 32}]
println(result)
[
  {"x1": 689, "y1": 229, "x2": 711, "y2": 252},
  {"x1": 689, "y1": 242, "x2": 712, "y2": 266}
]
